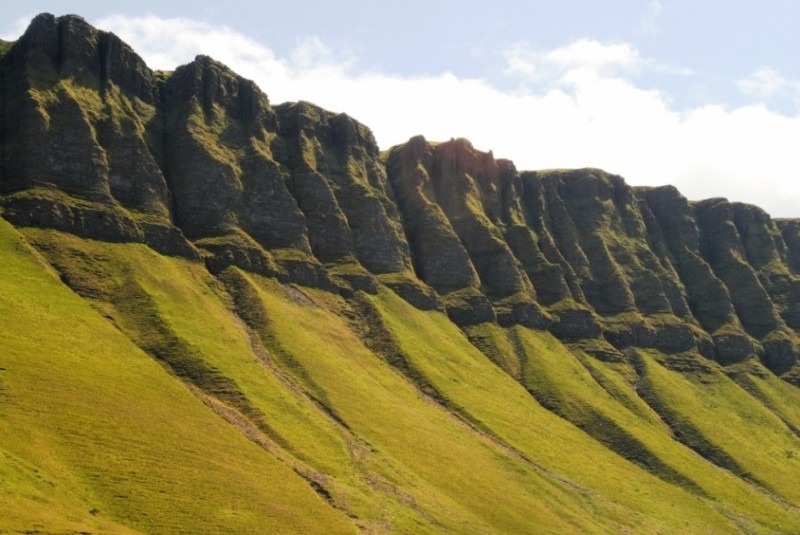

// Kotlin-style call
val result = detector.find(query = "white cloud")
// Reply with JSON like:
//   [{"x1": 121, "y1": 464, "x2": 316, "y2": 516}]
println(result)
[
  {"x1": 504, "y1": 39, "x2": 643, "y2": 82},
  {"x1": 290, "y1": 36, "x2": 354, "y2": 72},
  {"x1": 97, "y1": 15, "x2": 800, "y2": 218},
  {"x1": 737, "y1": 66, "x2": 800, "y2": 103},
  {"x1": 504, "y1": 38, "x2": 692, "y2": 85},
  {"x1": 545, "y1": 40, "x2": 642, "y2": 72},
  {"x1": 97, "y1": 15, "x2": 290, "y2": 81}
]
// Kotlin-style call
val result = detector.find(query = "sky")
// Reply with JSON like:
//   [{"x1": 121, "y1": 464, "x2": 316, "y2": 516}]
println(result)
[{"x1": 4, "y1": 1, "x2": 800, "y2": 217}]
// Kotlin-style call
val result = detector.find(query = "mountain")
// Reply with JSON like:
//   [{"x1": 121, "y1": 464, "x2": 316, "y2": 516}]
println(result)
[{"x1": 1, "y1": 13, "x2": 799, "y2": 534}]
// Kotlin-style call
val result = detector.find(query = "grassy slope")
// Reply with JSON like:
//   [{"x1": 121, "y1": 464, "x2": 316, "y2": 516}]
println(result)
[
  {"x1": 370, "y1": 289, "x2": 800, "y2": 533},
  {"x1": 21, "y1": 230, "x2": 477, "y2": 532},
  {"x1": 736, "y1": 370, "x2": 800, "y2": 434},
  {"x1": 0, "y1": 221, "x2": 354, "y2": 534},
  {"x1": 637, "y1": 351, "x2": 800, "y2": 504},
  {"x1": 4, "y1": 224, "x2": 800, "y2": 533},
  {"x1": 512, "y1": 329, "x2": 800, "y2": 533},
  {"x1": 245, "y1": 274, "x2": 609, "y2": 534}
]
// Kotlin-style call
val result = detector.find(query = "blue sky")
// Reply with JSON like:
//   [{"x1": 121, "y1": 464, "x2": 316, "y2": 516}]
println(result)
[{"x1": 4, "y1": 1, "x2": 800, "y2": 216}]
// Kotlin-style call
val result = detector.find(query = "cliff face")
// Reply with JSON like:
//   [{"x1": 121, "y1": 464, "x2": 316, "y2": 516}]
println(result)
[
  {"x1": 2, "y1": 14, "x2": 800, "y2": 383},
  {"x1": 7, "y1": 15, "x2": 800, "y2": 534}
]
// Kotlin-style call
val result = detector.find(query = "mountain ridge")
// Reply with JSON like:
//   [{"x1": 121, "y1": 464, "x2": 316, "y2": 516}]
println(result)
[
  {"x1": 4, "y1": 13, "x2": 800, "y2": 381},
  {"x1": 2, "y1": 13, "x2": 800, "y2": 534}
]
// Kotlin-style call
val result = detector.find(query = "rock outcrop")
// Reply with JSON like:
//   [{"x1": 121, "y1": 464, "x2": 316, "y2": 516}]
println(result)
[{"x1": 2, "y1": 14, "x2": 800, "y2": 383}]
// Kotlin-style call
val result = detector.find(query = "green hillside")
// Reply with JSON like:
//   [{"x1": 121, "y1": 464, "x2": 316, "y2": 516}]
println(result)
[
  {"x1": 0, "y1": 221, "x2": 354, "y2": 534},
  {"x1": 2, "y1": 222, "x2": 799, "y2": 533},
  {"x1": 2, "y1": 13, "x2": 800, "y2": 534}
]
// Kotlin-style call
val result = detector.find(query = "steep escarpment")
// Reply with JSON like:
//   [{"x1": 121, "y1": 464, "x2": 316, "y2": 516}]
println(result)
[
  {"x1": 4, "y1": 14, "x2": 800, "y2": 534},
  {"x1": 0, "y1": 14, "x2": 178, "y2": 246},
  {"x1": 3, "y1": 14, "x2": 800, "y2": 382},
  {"x1": 384, "y1": 135, "x2": 800, "y2": 378},
  {"x1": 386, "y1": 137, "x2": 542, "y2": 326},
  {"x1": 0, "y1": 14, "x2": 415, "y2": 293},
  {"x1": 382, "y1": 136, "x2": 800, "y2": 379}
]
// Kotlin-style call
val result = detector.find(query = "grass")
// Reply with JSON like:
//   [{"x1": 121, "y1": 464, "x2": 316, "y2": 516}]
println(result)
[
  {"x1": 4, "y1": 222, "x2": 800, "y2": 533},
  {"x1": 513, "y1": 331, "x2": 800, "y2": 531},
  {"x1": 462, "y1": 322, "x2": 522, "y2": 378},
  {"x1": 732, "y1": 366, "x2": 800, "y2": 434},
  {"x1": 636, "y1": 350, "x2": 800, "y2": 504},
  {"x1": 370, "y1": 289, "x2": 800, "y2": 533},
  {"x1": 0, "y1": 39, "x2": 13, "y2": 58},
  {"x1": 246, "y1": 279, "x2": 612, "y2": 533},
  {"x1": 0, "y1": 222, "x2": 354, "y2": 534},
  {"x1": 22, "y1": 231, "x2": 380, "y2": 507},
  {"x1": 370, "y1": 290, "x2": 776, "y2": 533},
  {"x1": 19, "y1": 229, "x2": 517, "y2": 531}
]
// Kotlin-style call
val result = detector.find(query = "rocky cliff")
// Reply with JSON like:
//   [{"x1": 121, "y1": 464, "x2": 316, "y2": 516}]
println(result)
[
  {"x1": 5, "y1": 15, "x2": 800, "y2": 534},
  {"x1": 2, "y1": 13, "x2": 800, "y2": 385}
]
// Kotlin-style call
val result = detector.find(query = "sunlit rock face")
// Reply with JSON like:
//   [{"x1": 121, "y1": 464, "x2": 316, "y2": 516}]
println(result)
[{"x1": 3, "y1": 13, "x2": 800, "y2": 381}]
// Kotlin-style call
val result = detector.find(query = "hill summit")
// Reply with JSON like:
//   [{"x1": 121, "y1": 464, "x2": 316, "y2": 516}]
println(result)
[{"x1": 2, "y1": 14, "x2": 800, "y2": 534}]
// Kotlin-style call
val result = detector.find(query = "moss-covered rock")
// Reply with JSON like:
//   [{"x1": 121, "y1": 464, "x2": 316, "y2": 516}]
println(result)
[
  {"x1": 385, "y1": 136, "x2": 481, "y2": 292},
  {"x1": 4, "y1": 13, "x2": 800, "y2": 382},
  {"x1": 276, "y1": 102, "x2": 411, "y2": 273}
]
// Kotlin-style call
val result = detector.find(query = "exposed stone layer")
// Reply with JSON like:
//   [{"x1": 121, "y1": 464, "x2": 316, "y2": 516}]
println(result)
[{"x1": 3, "y1": 14, "x2": 800, "y2": 381}]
